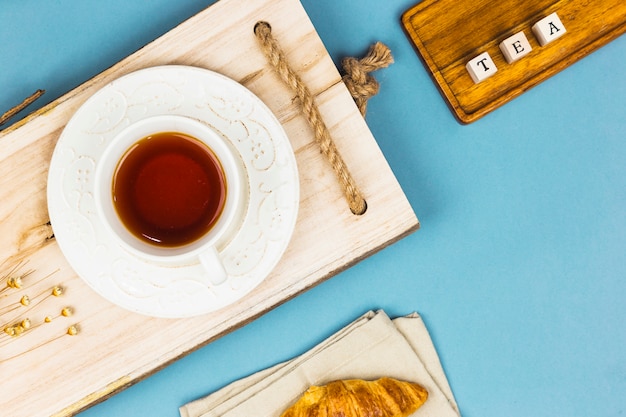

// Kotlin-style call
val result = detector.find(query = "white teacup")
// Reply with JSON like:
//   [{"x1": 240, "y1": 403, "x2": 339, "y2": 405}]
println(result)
[{"x1": 94, "y1": 115, "x2": 243, "y2": 286}]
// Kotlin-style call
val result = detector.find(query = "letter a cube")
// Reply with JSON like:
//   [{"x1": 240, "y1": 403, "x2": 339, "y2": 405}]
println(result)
[{"x1": 532, "y1": 12, "x2": 566, "y2": 46}]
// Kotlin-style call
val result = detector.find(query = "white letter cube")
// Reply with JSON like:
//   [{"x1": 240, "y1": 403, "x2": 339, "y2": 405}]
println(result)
[
  {"x1": 466, "y1": 52, "x2": 497, "y2": 83},
  {"x1": 499, "y1": 31, "x2": 533, "y2": 63},
  {"x1": 532, "y1": 12, "x2": 566, "y2": 46}
]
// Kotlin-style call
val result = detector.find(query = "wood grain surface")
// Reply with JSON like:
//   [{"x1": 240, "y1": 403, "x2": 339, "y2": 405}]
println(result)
[
  {"x1": 0, "y1": 0, "x2": 418, "y2": 415},
  {"x1": 402, "y1": 0, "x2": 626, "y2": 123}
]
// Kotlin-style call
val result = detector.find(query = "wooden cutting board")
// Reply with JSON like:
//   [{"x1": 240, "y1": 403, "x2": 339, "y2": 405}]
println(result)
[
  {"x1": 402, "y1": 0, "x2": 626, "y2": 123},
  {"x1": 0, "y1": 0, "x2": 418, "y2": 415}
]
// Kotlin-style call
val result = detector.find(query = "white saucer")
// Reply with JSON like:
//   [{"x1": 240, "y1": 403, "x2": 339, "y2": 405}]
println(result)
[{"x1": 47, "y1": 66, "x2": 299, "y2": 318}]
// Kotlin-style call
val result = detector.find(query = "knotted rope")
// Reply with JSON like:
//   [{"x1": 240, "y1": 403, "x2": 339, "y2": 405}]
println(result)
[
  {"x1": 341, "y1": 42, "x2": 394, "y2": 116},
  {"x1": 255, "y1": 22, "x2": 392, "y2": 215}
]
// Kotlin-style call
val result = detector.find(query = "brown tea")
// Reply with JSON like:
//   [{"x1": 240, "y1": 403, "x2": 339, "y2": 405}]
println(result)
[{"x1": 112, "y1": 132, "x2": 227, "y2": 247}]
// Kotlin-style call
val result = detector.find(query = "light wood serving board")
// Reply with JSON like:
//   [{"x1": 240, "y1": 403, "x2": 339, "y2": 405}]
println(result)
[{"x1": 0, "y1": 0, "x2": 418, "y2": 415}]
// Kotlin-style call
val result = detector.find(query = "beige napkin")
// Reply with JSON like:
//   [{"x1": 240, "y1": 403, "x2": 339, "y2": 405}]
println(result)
[{"x1": 180, "y1": 310, "x2": 460, "y2": 417}]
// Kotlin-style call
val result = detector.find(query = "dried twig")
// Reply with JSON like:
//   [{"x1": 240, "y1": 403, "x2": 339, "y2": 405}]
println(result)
[{"x1": 0, "y1": 89, "x2": 45, "y2": 126}]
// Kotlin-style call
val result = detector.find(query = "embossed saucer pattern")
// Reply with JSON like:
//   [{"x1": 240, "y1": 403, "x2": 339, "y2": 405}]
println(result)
[{"x1": 47, "y1": 65, "x2": 299, "y2": 318}]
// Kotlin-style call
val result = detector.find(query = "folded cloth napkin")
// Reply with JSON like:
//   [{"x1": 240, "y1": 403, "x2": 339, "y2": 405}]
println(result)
[{"x1": 180, "y1": 310, "x2": 460, "y2": 417}]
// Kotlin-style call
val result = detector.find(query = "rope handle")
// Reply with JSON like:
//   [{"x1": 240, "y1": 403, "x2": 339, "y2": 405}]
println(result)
[{"x1": 254, "y1": 22, "x2": 393, "y2": 215}]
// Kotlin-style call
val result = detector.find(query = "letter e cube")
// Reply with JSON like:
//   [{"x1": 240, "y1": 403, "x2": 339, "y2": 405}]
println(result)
[{"x1": 499, "y1": 31, "x2": 533, "y2": 63}]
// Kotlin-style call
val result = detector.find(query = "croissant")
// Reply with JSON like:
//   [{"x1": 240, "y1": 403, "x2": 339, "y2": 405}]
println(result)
[{"x1": 280, "y1": 377, "x2": 428, "y2": 417}]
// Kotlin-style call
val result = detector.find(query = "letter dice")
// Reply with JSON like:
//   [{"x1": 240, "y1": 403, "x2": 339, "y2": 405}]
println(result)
[
  {"x1": 499, "y1": 31, "x2": 533, "y2": 63},
  {"x1": 532, "y1": 12, "x2": 566, "y2": 46},
  {"x1": 466, "y1": 52, "x2": 497, "y2": 83}
]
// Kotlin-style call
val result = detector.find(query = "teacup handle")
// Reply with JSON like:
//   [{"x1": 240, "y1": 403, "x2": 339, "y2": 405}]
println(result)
[{"x1": 199, "y1": 246, "x2": 228, "y2": 286}]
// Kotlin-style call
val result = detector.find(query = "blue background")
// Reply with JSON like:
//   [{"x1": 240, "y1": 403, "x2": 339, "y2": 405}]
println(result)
[{"x1": 2, "y1": 1, "x2": 625, "y2": 416}]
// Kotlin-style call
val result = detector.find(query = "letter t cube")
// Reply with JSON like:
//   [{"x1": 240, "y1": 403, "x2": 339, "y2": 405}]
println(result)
[{"x1": 466, "y1": 52, "x2": 497, "y2": 83}]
